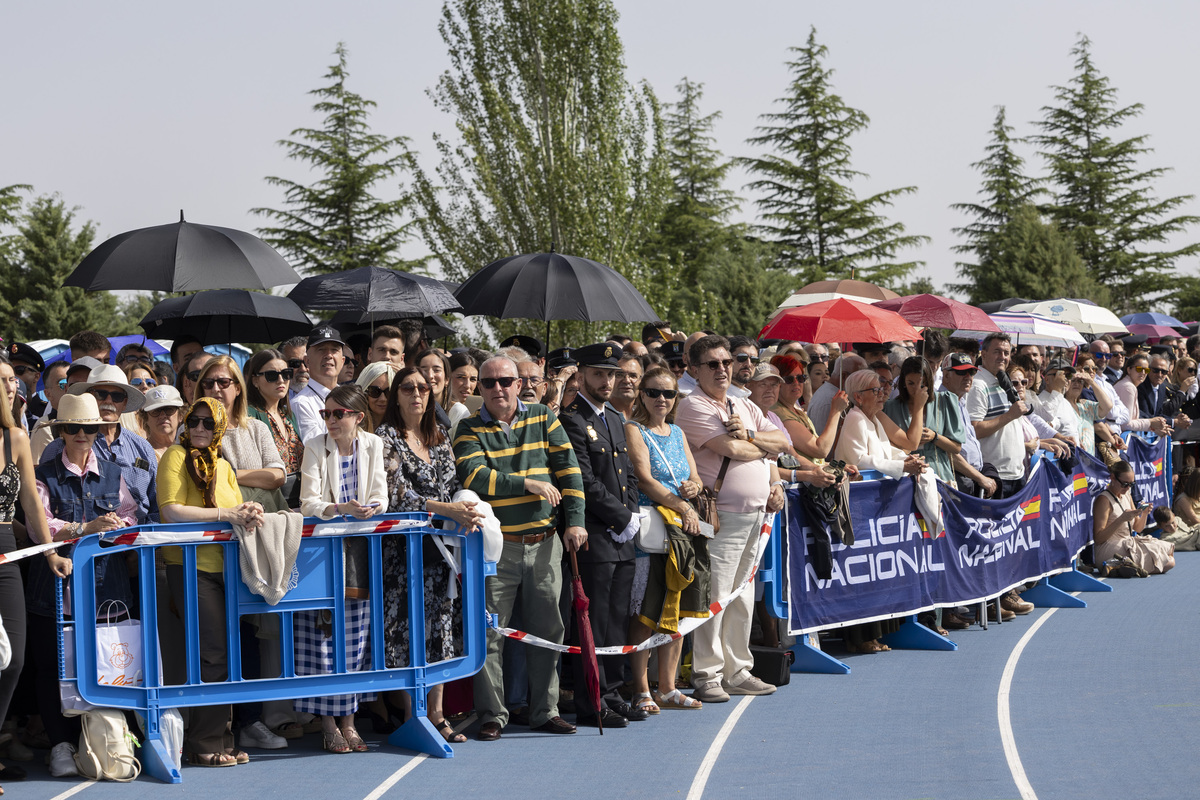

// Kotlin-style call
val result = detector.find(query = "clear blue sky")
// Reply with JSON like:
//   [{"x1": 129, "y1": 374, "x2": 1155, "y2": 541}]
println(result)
[{"x1": 4, "y1": 1, "x2": 1198, "y2": 300}]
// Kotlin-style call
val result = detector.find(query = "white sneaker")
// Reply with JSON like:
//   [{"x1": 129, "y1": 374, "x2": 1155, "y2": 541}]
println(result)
[
  {"x1": 240, "y1": 720, "x2": 287, "y2": 750},
  {"x1": 48, "y1": 741, "x2": 78, "y2": 777},
  {"x1": 726, "y1": 674, "x2": 776, "y2": 696}
]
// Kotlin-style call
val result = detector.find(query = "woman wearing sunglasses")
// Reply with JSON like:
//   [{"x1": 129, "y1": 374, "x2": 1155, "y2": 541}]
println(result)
[
  {"x1": 296, "y1": 385, "x2": 387, "y2": 754},
  {"x1": 1115, "y1": 353, "x2": 1173, "y2": 436},
  {"x1": 137, "y1": 385, "x2": 186, "y2": 461},
  {"x1": 1062, "y1": 355, "x2": 1112, "y2": 456},
  {"x1": 354, "y1": 361, "x2": 400, "y2": 434},
  {"x1": 1172, "y1": 356, "x2": 1198, "y2": 401},
  {"x1": 623, "y1": 366, "x2": 709, "y2": 711},
  {"x1": 770, "y1": 353, "x2": 847, "y2": 463},
  {"x1": 376, "y1": 366, "x2": 482, "y2": 744},
  {"x1": 196, "y1": 356, "x2": 287, "y2": 512},
  {"x1": 1093, "y1": 460, "x2": 1174, "y2": 574},
  {"x1": 159, "y1": 397, "x2": 264, "y2": 767},
  {"x1": 245, "y1": 349, "x2": 304, "y2": 478}
]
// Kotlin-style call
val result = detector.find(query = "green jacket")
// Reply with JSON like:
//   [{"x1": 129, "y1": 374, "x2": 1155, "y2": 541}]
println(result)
[{"x1": 452, "y1": 401, "x2": 584, "y2": 534}]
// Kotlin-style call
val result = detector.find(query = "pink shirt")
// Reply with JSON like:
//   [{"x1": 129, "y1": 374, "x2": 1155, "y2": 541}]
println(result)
[
  {"x1": 36, "y1": 449, "x2": 138, "y2": 538},
  {"x1": 676, "y1": 389, "x2": 776, "y2": 513}
]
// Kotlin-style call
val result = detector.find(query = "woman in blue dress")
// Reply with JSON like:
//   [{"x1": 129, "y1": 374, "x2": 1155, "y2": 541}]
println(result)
[{"x1": 624, "y1": 367, "x2": 709, "y2": 712}]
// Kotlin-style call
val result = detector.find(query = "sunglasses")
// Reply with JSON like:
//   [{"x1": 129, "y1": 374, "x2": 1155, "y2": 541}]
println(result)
[
  {"x1": 1188, "y1": 368, "x2": 1197, "y2": 375},
  {"x1": 365, "y1": 385, "x2": 388, "y2": 399},
  {"x1": 186, "y1": 415, "x2": 216, "y2": 431},
  {"x1": 130, "y1": 378, "x2": 157, "y2": 388},
  {"x1": 667, "y1": 359, "x2": 684, "y2": 368},
  {"x1": 1132, "y1": 366, "x2": 1150, "y2": 375},
  {"x1": 734, "y1": 354, "x2": 760, "y2": 365},
  {"x1": 398, "y1": 383, "x2": 431, "y2": 396},
  {"x1": 199, "y1": 377, "x2": 234, "y2": 390},
  {"x1": 642, "y1": 388, "x2": 678, "y2": 400},
  {"x1": 1151, "y1": 368, "x2": 1169, "y2": 375},
  {"x1": 121, "y1": 355, "x2": 153, "y2": 365},
  {"x1": 147, "y1": 407, "x2": 178, "y2": 418},
  {"x1": 1116, "y1": 477, "x2": 1135, "y2": 488},
  {"x1": 319, "y1": 408, "x2": 361, "y2": 420},
  {"x1": 185, "y1": 370, "x2": 202, "y2": 382},
  {"x1": 57, "y1": 378, "x2": 68, "y2": 390},
  {"x1": 12, "y1": 365, "x2": 34, "y2": 376},
  {"x1": 253, "y1": 369, "x2": 295, "y2": 383},
  {"x1": 1110, "y1": 351, "x2": 1125, "y2": 357},
  {"x1": 809, "y1": 355, "x2": 830, "y2": 362},
  {"x1": 1013, "y1": 378, "x2": 1029, "y2": 386},
  {"x1": 781, "y1": 375, "x2": 803, "y2": 384},
  {"x1": 480, "y1": 376, "x2": 517, "y2": 389},
  {"x1": 92, "y1": 388, "x2": 128, "y2": 403},
  {"x1": 61, "y1": 424, "x2": 99, "y2": 435},
  {"x1": 1092, "y1": 353, "x2": 1111, "y2": 360},
  {"x1": 702, "y1": 359, "x2": 734, "y2": 371},
  {"x1": 286, "y1": 359, "x2": 305, "y2": 370}
]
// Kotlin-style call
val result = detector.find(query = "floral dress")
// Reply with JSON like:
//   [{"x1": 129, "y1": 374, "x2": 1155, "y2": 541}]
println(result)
[{"x1": 376, "y1": 423, "x2": 461, "y2": 667}]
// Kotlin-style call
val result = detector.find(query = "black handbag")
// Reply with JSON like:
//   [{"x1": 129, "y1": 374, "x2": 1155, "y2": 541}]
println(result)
[{"x1": 749, "y1": 645, "x2": 794, "y2": 687}]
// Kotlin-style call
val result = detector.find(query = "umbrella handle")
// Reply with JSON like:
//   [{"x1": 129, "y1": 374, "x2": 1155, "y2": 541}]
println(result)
[{"x1": 569, "y1": 547, "x2": 580, "y2": 580}]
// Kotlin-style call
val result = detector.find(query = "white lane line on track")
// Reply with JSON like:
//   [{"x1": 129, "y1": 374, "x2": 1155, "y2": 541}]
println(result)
[
  {"x1": 686, "y1": 695, "x2": 754, "y2": 800},
  {"x1": 49, "y1": 782, "x2": 94, "y2": 800},
  {"x1": 362, "y1": 714, "x2": 476, "y2": 800},
  {"x1": 998, "y1": 592, "x2": 1084, "y2": 800}
]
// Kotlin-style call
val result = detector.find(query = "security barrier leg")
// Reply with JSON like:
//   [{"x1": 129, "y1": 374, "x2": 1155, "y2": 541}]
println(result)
[
  {"x1": 789, "y1": 636, "x2": 851, "y2": 674},
  {"x1": 880, "y1": 615, "x2": 957, "y2": 651},
  {"x1": 1049, "y1": 561, "x2": 1112, "y2": 593},
  {"x1": 1021, "y1": 577, "x2": 1086, "y2": 608}
]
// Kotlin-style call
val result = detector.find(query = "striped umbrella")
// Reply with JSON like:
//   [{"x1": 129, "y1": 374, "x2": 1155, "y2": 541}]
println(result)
[
  {"x1": 951, "y1": 312, "x2": 1087, "y2": 348},
  {"x1": 1007, "y1": 299, "x2": 1127, "y2": 335}
]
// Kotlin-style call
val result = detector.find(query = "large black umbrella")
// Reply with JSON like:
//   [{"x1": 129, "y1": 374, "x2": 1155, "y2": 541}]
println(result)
[
  {"x1": 65, "y1": 212, "x2": 301, "y2": 292},
  {"x1": 329, "y1": 311, "x2": 458, "y2": 341},
  {"x1": 139, "y1": 290, "x2": 313, "y2": 345},
  {"x1": 454, "y1": 251, "x2": 659, "y2": 342},
  {"x1": 287, "y1": 266, "x2": 462, "y2": 317},
  {"x1": 978, "y1": 297, "x2": 1034, "y2": 314}
]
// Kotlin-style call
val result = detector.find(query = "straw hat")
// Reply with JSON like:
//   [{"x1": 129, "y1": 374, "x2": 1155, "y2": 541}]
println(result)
[
  {"x1": 67, "y1": 364, "x2": 146, "y2": 412},
  {"x1": 142, "y1": 384, "x2": 184, "y2": 413},
  {"x1": 52, "y1": 394, "x2": 104, "y2": 427}
]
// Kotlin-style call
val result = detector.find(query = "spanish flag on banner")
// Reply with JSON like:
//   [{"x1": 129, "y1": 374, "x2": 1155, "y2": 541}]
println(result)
[
  {"x1": 1072, "y1": 474, "x2": 1088, "y2": 496},
  {"x1": 1020, "y1": 496, "x2": 1041, "y2": 521},
  {"x1": 915, "y1": 511, "x2": 944, "y2": 539},
  {"x1": 1153, "y1": 458, "x2": 1164, "y2": 476}
]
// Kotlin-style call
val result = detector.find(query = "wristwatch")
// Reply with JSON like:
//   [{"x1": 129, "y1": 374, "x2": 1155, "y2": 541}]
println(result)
[{"x1": 747, "y1": 429, "x2": 756, "y2": 442}]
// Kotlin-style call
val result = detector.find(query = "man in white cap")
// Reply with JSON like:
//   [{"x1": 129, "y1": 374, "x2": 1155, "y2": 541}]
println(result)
[{"x1": 43, "y1": 364, "x2": 159, "y2": 524}]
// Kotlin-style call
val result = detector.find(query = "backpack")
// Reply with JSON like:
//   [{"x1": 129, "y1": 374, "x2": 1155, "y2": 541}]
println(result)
[{"x1": 75, "y1": 708, "x2": 141, "y2": 781}]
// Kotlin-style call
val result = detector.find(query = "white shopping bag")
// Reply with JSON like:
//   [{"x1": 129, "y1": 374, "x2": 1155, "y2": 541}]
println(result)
[{"x1": 95, "y1": 601, "x2": 144, "y2": 688}]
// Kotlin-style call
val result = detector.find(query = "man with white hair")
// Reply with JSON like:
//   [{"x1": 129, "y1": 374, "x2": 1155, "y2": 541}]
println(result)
[{"x1": 808, "y1": 354, "x2": 866, "y2": 432}]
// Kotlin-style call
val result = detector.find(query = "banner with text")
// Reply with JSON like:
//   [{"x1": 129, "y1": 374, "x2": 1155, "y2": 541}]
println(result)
[
  {"x1": 787, "y1": 460, "x2": 1102, "y2": 635},
  {"x1": 1126, "y1": 434, "x2": 1171, "y2": 509}
]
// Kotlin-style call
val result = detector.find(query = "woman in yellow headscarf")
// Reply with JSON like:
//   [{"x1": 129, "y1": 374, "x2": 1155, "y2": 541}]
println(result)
[{"x1": 159, "y1": 397, "x2": 264, "y2": 768}]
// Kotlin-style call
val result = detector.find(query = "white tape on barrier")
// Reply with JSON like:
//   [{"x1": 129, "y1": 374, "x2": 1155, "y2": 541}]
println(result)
[{"x1": 491, "y1": 512, "x2": 775, "y2": 655}]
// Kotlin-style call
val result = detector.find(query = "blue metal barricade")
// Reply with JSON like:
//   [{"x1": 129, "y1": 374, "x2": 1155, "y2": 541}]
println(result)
[{"x1": 57, "y1": 512, "x2": 490, "y2": 783}]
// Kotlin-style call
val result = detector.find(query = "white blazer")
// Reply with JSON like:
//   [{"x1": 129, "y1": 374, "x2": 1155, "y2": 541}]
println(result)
[{"x1": 299, "y1": 430, "x2": 389, "y2": 519}]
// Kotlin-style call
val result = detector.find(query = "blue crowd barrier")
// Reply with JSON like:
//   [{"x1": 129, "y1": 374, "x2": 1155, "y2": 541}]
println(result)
[{"x1": 57, "y1": 512, "x2": 490, "y2": 783}]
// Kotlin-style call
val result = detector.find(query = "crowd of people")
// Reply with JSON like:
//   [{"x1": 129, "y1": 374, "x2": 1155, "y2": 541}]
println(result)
[{"x1": 0, "y1": 314, "x2": 1192, "y2": 784}]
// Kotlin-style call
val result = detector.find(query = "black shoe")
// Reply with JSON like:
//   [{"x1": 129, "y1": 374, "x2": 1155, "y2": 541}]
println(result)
[
  {"x1": 477, "y1": 722, "x2": 502, "y2": 742},
  {"x1": 576, "y1": 708, "x2": 627, "y2": 728},
  {"x1": 607, "y1": 701, "x2": 649, "y2": 722},
  {"x1": 530, "y1": 716, "x2": 576, "y2": 735},
  {"x1": 508, "y1": 706, "x2": 530, "y2": 727}
]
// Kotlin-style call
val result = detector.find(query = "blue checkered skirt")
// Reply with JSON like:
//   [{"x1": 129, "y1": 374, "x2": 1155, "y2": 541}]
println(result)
[{"x1": 292, "y1": 598, "x2": 375, "y2": 716}]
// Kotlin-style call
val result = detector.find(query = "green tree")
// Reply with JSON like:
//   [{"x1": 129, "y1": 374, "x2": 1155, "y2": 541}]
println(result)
[
  {"x1": 965, "y1": 203, "x2": 1107, "y2": 307},
  {"x1": 0, "y1": 194, "x2": 121, "y2": 340},
  {"x1": 403, "y1": 0, "x2": 669, "y2": 344},
  {"x1": 951, "y1": 106, "x2": 1045, "y2": 296},
  {"x1": 741, "y1": 27, "x2": 928, "y2": 289},
  {"x1": 1033, "y1": 34, "x2": 1200, "y2": 313},
  {"x1": 254, "y1": 43, "x2": 420, "y2": 275}
]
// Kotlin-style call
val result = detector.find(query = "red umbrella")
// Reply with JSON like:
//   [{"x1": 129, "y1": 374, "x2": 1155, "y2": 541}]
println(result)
[
  {"x1": 760, "y1": 298, "x2": 921, "y2": 344},
  {"x1": 1125, "y1": 323, "x2": 1181, "y2": 341},
  {"x1": 569, "y1": 550, "x2": 603, "y2": 734},
  {"x1": 873, "y1": 293, "x2": 1000, "y2": 332}
]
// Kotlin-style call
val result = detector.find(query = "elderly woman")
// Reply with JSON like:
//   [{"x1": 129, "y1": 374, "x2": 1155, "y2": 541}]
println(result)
[
  {"x1": 376, "y1": 366, "x2": 482, "y2": 744},
  {"x1": 245, "y1": 349, "x2": 304, "y2": 477},
  {"x1": 624, "y1": 366, "x2": 709, "y2": 712},
  {"x1": 354, "y1": 361, "x2": 399, "y2": 434},
  {"x1": 884, "y1": 357, "x2": 964, "y2": 484},
  {"x1": 196, "y1": 355, "x2": 287, "y2": 511},
  {"x1": 137, "y1": 385, "x2": 185, "y2": 461},
  {"x1": 159, "y1": 397, "x2": 264, "y2": 767},
  {"x1": 297, "y1": 384, "x2": 387, "y2": 754},
  {"x1": 1093, "y1": 460, "x2": 1174, "y2": 574}
]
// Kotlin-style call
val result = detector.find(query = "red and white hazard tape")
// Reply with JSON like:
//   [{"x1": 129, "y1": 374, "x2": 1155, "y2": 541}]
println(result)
[
  {"x1": 0, "y1": 515, "x2": 436, "y2": 566},
  {"x1": 490, "y1": 512, "x2": 775, "y2": 655}
]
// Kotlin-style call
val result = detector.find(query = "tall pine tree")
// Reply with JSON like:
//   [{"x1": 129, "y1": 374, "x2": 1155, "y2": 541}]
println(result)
[
  {"x1": 741, "y1": 27, "x2": 928, "y2": 289},
  {"x1": 254, "y1": 43, "x2": 420, "y2": 275},
  {"x1": 1033, "y1": 35, "x2": 1200, "y2": 313}
]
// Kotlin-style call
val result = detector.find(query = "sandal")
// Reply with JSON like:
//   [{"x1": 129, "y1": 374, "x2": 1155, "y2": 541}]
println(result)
[
  {"x1": 225, "y1": 748, "x2": 250, "y2": 765},
  {"x1": 187, "y1": 752, "x2": 237, "y2": 767},
  {"x1": 632, "y1": 693, "x2": 660, "y2": 715},
  {"x1": 322, "y1": 730, "x2": 351, "y2": 754},
  {"x1": 653, "y1": 689, "x2": 702, "y2": 710},
  {"x1": 341, "y1": 727, "x2": 369, "y2": 753},
  {"x1": 435, "y1": 720, "x2": 467, "y2": 744}
]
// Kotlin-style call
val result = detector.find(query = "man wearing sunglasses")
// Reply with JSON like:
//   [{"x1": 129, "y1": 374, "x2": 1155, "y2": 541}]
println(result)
[
  {"x1": 453, "y1": 355, "x2": 586, "y2": 741},
  {"x1": 967, "y1": 332, "x2": 1028, "y2": 499},
  {"x1": 292, "y1": 326, "x2": 347, "y2": 444},
  {"x1": 726, "y1": 336, "x2": 759, "y2": 399},
  {"x1": 676, "y1": 335, "x2": 789, "y2": 704},
  {"x1": 9, "y1": 342, "x2": 47, "y2": 425},
  {"x1": 1085, "y1": 339, "x2": 1131, "y2": 443},
  {"x1": 559, "y1": 344, "x2": 645, "y2": 728},
  {"x1": 1138, "y1": 354, "x2": 1191, "y2": 431},
  {"x1": 178, "y1": 350, "x2": 214, "y2": 404},
  {"x1": 51, "y1": 364, "x2": 159, "y2": 525}
]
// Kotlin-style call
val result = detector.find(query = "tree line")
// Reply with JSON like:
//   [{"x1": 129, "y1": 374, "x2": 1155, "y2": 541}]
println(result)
[{"x1": 4, "y1": 3, "x2": 1199, "y2": 345}]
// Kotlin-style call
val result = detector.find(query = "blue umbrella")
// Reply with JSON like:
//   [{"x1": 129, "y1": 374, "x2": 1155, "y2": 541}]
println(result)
[{"x1": 1119, "y1": 311, "x2": 1186, "y2": 329}]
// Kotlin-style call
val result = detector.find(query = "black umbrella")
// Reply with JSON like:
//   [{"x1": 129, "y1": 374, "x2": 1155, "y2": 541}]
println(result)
[
  {"x1": 454, "y1": 251, "x2": 659, "y2": 343},
  {"x1": 329, "y1": 311, "x2": 458, "y2": 341},
  {"x1": 287, "y1": 266, "x2": 462, "y2": 317},
  {"x1": 65, "y1": 211, "x2": 301, "y2": 292},
  {"x1": 978, "y1": 297, "x2": 1034, "y2": 314},
  {"x1": 139, "y1": 290, "x2": 313, "y2": 346}
]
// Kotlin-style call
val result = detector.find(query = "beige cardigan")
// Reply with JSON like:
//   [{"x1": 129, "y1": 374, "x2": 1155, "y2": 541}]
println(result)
[{"x1": 299, "y1": 430, "x2": 389, "y2": 519}]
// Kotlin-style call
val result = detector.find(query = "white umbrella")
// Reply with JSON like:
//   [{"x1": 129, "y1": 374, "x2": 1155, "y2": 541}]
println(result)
[
  {"x1": 951, "y1": 311, "x2": 1087, "y2": 348},
  {"x1": 774, "y1": 279, "x2": 899, "y2": 313},
  {"x1": 1007, "y1": 299, "x2": 1128, "y2": 335}
]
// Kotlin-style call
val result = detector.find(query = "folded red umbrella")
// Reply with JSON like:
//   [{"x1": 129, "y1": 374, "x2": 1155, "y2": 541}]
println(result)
[
  {"x1": 569, "y1": 549, "x2": 603, "y2": 734},
  {"x1": 873, "y1": 293, "x2": 1000, "y2": 332},
  {"x1": 760, "y1": 298, "x2": 921, "y2": 344}
]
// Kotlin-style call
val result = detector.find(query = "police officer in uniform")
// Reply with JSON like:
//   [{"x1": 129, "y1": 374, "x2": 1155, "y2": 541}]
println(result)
[{"x1": 560, "y1": 343, "x2": 645, "y2": 727}]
